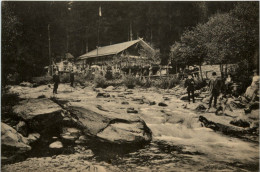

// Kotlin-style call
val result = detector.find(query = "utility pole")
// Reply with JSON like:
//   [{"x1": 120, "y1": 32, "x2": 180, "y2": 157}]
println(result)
[
  {"x1": 48, "y1": 24, "x2": 52, "y2": 76},
  {"x1": 130, "y1": 21, "x2": 133, "y2": 41},
  {"x1": 66, "y1": 26, "x2": 69, "y2": 53},
  {"x1": 85, "y1": 26, "x2": 88, "y2": 53}
]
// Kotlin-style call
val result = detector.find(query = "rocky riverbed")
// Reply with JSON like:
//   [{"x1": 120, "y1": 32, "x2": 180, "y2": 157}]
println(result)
[{"x1": 2, "y1": 83, "x2": 259, "y2": 171}]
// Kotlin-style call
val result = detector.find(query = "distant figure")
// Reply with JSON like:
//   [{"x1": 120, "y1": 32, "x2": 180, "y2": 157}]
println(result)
[
  {"x1": 208, "y1": 72, "x2": 222, "y2": 110},
  {"x1": 70, "y1": 70, "x2": 75, "y2": 87},
  {"x1": 184, "y1": 74, "x2": 195, "y2": 103},
  {"x1": 178, "y1": 68, "x2": 184, "y2": 80},
  {"x1": 245, "y1": 70, "x2": 259, "y2": 102},
  {"x1": 225, "y1": 74, "x2": 233, "y2": 94},
  {"x1": 53, "y1": 70, "x2": 60, "y2": 94},
  {"x1": 184, "y1": 65, "x2": 190, "y2": 78},
  {"x1": 149, "y1": 65, "x2": 153, "y2": 80}
]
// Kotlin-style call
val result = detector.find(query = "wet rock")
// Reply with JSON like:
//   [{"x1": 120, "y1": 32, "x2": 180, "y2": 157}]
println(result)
[
  {"x1": 230, "y1": 100, "x2": 246, "y2": 109},
  {"x1": 68, "y1": 105, "x2": 152, "y2": 144},
  {"x1": 127, "y1": 108, "x2": 138, "y2": 113},
  {"x1": 15, "y1": 121, "x2": 28, "y2": 137},
  {"x1": 61, "y1": 127, "x2": 81, "y2": 142},
  {"x1": 158, "y1": 102, "x2": 168, "y2": 107},
  {"x1": 49, "y1": 141, "x2": 63, "y2": 149},
  {"x1": 96, "y1": 105, "x2": 109, "y2": 112},
  {"x1": 230, "y1": 119, "x2": 250, "y2": 128},
  {"x1": 131, "y1": 96, "x2": 144, "y2": 101},
  {"x1": 163, "y1": 96, "x2": 170, "y2": 101},
  {"x1": 149, "y1": 101, "x2": 156, "y2": 105},
  {"x1": 195, "y1": 104, "x2": 207, "y2": 112},
  {"x1": 79, "y1": 135, "x2": 88, "y2": 141},
  {"x1": 121, "y1": 101, "x2": 129, "y2": 105},
  {"x1": 104, "y1": 86, "x2": 115, "y2": 91},
  {"x1": 180, "y1": 93, "x2": 200, "y2": 100},
  {"x1": 96, "y1": 92, "x2": 110, "y2": 98},
  {"x1": 19, "y1": 82, "x2": 33, "y2": 87},
  {"x1": 1, "y1": 122, "x2": 31, "y2": 160},
  {"x1": 244, "y1": 108, "x2": 251, "y2": 114},
  {"x1": 12, "y1": 98, "x2": 63, "y2": 134},
  {"x1": 199, "y1": 116, "x2": 257, "y2": 141},
  {"x1": 118, "y1": 93, "x2": 125, "y2": 97},
  {"x1": 37, "y1": 95, "x2": 46, "y2": 99},
  {"x1": 27, "y1": 133, "x2": 40, "y2": 144}
]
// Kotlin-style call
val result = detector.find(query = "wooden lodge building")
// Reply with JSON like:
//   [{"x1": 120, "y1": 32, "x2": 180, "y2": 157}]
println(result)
[{"x1": 76, "y1": 38, "x2": 155, "y2": 73}]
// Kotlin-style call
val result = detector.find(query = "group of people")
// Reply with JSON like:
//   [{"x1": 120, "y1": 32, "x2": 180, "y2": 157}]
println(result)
[
  {"x1": 178, "y1": 65, "x2": 200, "y2": 80},
  {"x1": 52, "y1": 70, "x2": 74, "y2": 94},
  {"x1": 184, "y1": 71, "x2": 231, "y2": 110},
  {"x1": 184, "y1": 70, "x2": 259, "y2": 111}
]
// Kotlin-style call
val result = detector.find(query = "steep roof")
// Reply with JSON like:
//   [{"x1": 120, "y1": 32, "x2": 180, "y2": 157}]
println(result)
[{"x1": 78, "y1": 39, "x2": 154, "y2": 60}]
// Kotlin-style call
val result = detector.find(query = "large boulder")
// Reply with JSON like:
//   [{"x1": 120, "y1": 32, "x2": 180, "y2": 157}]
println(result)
[
  {"x1": 67, "y1": 105, "x2": 152, "y2": 144},
  {"x1": 12, "y1": 98, "x2": 63, "y2": 133},
  {"x1": 1, "y1": 122, "x2": 31, "y2": 163}
]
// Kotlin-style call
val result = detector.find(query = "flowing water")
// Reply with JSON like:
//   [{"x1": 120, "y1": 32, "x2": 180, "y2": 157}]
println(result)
[
  {"x1": 91, "y1": 95, "x2": 259, "y2": 171},
  {"x1": 4, "y1": 85, "x2": 259, "y2": 171}
]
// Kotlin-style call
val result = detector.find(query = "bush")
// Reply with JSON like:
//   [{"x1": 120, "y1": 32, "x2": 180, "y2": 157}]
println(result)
[
  {"x1": 123, "y1": 75, "x2": 136, "y2": 89},
  {"x1": 1, "y1": 88, "x2": 20, "y2": 107},
  {"x1": 32, "y1": 75, "x2": 52, "y2": 85},
  {"x1": 105, "y1": 79, "x2": 123, "y2": 87},
  {"x1": 105, "y1": 70, "x2": 113, "y2": 80},
  {"x1": 113, "y1": 72, "x2": 122, "y2": 80},
  {"x1": 94, "y1": 75, "x2": 106, "y2": 88},
  {"x1": 152, "y1": 76, "x2": 180, "y2": 89},
  {"x1": 60, "y1": 73, "x2": 70, "y2": 83}
]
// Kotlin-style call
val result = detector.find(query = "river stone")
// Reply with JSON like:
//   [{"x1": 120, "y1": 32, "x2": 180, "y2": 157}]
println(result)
[
  {"x1": 97, "y1": 122, "x2": 151, "y2": 143},
  {"x1": 12, "y1": 98, "x2": 63, "y2": 133},
  {"x1": 230, "y1": 119, "x2": 250, "y2": 128},
  {"x1": 68, "y1": 105, "x2": 152, "y2": 144},
  {"x1": 96, "y1": 92, "x2": 110, "y2": 98},
  {"x1": 149, "y1": 101, "x2": 156, "y2": 105},
  {"x1": 127, "y1": 108, "x2": 138, "y2": 113},
  {"x1": 158, "y1": 102, "x2": 168, "y2": 107},
  {"x1": 49, "y1": 141, "x2": 63, "y2": 149},
  {"x1": 27, "y1": 133, "x2": 40, "y2": 144},
  {"x1": 1, "y1": 122, "x2": 31, "y2": 158},
  {"x1": 122, "y1": 101, "x2": 129, "y2": 105},
  {"x1": 15, "y1": 121, "x2": 28, "y2": 137}
]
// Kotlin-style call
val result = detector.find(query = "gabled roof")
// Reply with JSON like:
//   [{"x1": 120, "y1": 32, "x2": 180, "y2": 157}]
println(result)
[{"x1": 78, "y1": 38, "x2": 154, "y2": 60}]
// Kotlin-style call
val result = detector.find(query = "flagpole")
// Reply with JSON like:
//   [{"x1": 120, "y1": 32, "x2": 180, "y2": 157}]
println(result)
[{"x1": 97, "y1": 5, "x2": 101, "y2": 56}]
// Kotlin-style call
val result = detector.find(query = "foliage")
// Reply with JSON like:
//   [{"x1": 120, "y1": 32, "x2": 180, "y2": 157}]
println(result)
[
  {"x1": 152, "y1": 76, "x2": 180, "y2": 89},
  {"x1": 105, "y1": 79, "x2": 123, "y2": 87},
  {"x1": 113, "y1": 72, "x2": 122, "y2": 80},
  {"x1": 105, "y1": 70, "x2": 113, "y2": 80},
  {"x1": 94, "y1": 75, "x2": 106, "y2": 88},
  {"x1": 2, "y1": 1, "x2": 237, "y2": 83},
  {"x1": 60, "y1": 73, "x2": 70, "y2": 83},
  {"x1": 32, "y1": 76, "x2": 52, "y2": 85},
  {"x1": 123, "y1": 75, "x2": 136, "y2": 89},
  {"x1": 172, "y1": 2, "x2": 258, "y2": 78},
  {"x1": 1, "y1": 87, "x2": 20, "y2": 107}
]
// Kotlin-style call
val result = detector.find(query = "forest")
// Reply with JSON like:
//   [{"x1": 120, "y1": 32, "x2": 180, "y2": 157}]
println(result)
[{"x1": 1, "y1": 1, "x2": 259, "y2": 83}]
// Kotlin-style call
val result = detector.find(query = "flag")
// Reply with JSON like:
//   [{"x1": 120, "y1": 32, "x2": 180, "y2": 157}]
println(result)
[{"x1": 99, "y1": 6, "x2": 102, "y2": 17}]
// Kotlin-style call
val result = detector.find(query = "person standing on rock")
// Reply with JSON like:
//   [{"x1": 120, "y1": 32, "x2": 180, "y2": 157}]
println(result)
[
  {"x1": 53, "y1": 70, "x2": 60, "y2": 94},
  {"x1": 184, "y1": 74, "x2": 195, "y2": 103},
  {"x1": 70, "y1": 69, "x2": 75, "y2": 87},
  {"x1": 207, "y1": 72, "x2": 222, "y2": 110}
]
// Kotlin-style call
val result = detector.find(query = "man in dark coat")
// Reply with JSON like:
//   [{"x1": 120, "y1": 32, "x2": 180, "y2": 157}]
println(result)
[
  {"x1": 208, "y1": 72, "x2": 222, "y2": 109},
  {"x1": 70, "y1": 70, "x2": 75, "y2": 87},
  {"x1": 53, "y1": 70, "x2": 60, "y2": 94},
  {"x1": 184, "y1": 74, "x2": 195, "y2": 103}
]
